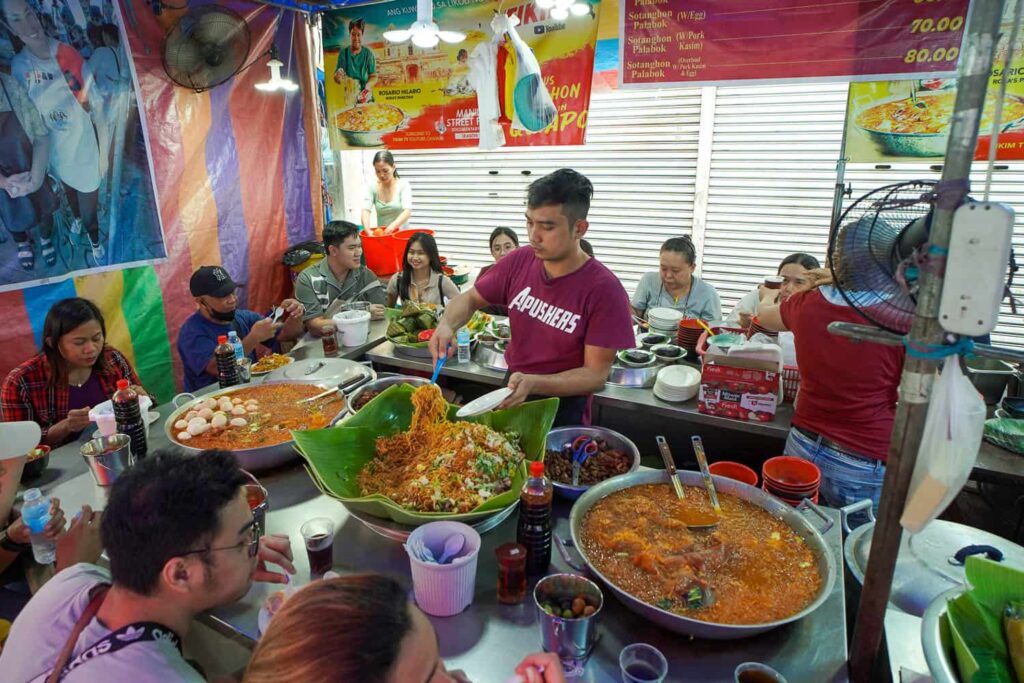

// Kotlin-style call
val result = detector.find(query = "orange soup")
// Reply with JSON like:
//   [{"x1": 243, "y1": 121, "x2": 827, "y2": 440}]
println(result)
[
  {"x1": 171, "y1": 384, "x2": 342, "y2": 450},
  {"x1": 580, "y1": 484, "x2": 821, "y2": 625}
]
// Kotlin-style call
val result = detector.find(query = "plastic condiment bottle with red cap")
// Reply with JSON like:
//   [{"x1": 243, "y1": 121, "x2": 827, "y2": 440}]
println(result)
[
  {"x1": 516, "y1": 460, "x2": 553, "y2": 576},
  {"x1": 215, "y1": 335, "x2": 240, "y2": 388},
  {"x1": 112, "y1": 379, "x2": 147, "y2": 459}
]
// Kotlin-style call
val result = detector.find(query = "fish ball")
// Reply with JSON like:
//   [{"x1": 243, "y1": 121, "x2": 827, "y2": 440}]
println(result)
[
  {"x1": 177, "y1": 431, "x2": 192, "y2": 441},
  {"x1": 202, "y1": 398, "x2": 218, "y2": 411},
  {"x1": 187, "y1": 417, "x2": 207, "y2": 429},
  {"x1": 198, "y1": 408, "x2": 214, "y2": 420},
  {"x1": 174, "y1": 419, "x2": 188, "y2": 430},
  {"x1": 185, "y1": 411, "x2": 199, "y2": 421},
  {"x1": 229, "y1": 417, "x2": 247, "y2": 427},
  {"x1": 245, "y1": 404, "x2": 259, "y2": 413},
  {"x1": 211, "y1": 413, "x2": 229, "y2": 428},
  {"x1": 232, "y1": 397, "x2": 243, "y2": 404},
  {"x1": 187, "y1": 422, "x2": 205, "y2": 436},
  {"x1": 231, "y1": 405, "x2": 247, "y2": 416}
]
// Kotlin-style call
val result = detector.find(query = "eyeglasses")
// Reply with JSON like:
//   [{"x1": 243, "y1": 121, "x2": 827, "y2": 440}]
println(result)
[{"x1": 182, "y1": 519, "x2": 262, "y2": 560}]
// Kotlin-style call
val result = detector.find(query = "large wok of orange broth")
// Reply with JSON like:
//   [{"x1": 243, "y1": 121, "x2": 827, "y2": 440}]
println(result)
[
  {"x1": 580, "y1": 483, "x2": 821, "y2": 625},
  {"x1": 171, "y1": 384, "x2": 343, "y2": 451}
]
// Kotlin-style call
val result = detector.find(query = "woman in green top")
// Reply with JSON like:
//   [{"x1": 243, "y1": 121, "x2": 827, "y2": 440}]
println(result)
[
  {"x1": 332, "y1": 18, "x2": 377, "y2": 103},
  {"x1": 362, "y1": 151, "x2": 413, "y2": 233}
]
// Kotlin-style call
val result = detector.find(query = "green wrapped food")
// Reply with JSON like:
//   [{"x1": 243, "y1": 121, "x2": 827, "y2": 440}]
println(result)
[
  {"x1": 416, "y1": 312, "x2": 436, "y2": 331},
  {"x1": 400, "y1": 301, "x2": 422, "y2": 319},
  {"x1": 398, "y1": 317, "x2": 419, "y2": 334},
  {"x1": 1006, "y1": 601, "x2": 1024, "y2": 683},
  {"x1": 386, "y1": 321, "x2": 406, "y2": 338}
]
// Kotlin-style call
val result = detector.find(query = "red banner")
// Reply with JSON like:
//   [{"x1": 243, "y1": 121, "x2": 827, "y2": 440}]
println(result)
[{"x1": 620, "y1": 0, "x2": 970, "y2": 88}]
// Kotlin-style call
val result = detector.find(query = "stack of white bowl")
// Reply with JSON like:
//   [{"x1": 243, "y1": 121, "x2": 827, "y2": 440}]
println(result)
[
  {"x1": 653, "y1": 365, "x2": 701, "y2": 403},
  {"x1": 647, "y1": 307, "x2": 684, "y2": 336}
]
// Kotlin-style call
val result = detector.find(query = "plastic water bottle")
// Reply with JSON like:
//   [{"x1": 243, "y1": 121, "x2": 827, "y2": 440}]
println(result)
[
  {"x1": 228, "y1": 331, "x2": 244, "y2": 362},
  {"x1": 21, "y1": 488, "x2": 55, "y2": 565},
  {"x1": 456, "y1": 328, "x2": 471, "y2": 364},
  {"x1": 112, "y1": 379, "x2": 147, "y2": 459}
]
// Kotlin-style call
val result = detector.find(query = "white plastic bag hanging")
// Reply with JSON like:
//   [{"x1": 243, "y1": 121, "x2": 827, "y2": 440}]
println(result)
[
  {"x1": 901, "y1": 356, "x2": 986, "y2": 534},
  {"x1": 492, "y1": 13, "x2": 556, "y2": 132},
  {"x1": 467, "y1": 39, "x2": 504, "y2": 149}
]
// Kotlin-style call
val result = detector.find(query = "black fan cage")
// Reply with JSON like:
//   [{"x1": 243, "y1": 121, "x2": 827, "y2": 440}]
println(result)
[
  {"x1": 827, "y1": 180, "x2": 937, "y2": 334},
  {"x1": 161, "y1": 5, "x2": 252, "y2": 92}
]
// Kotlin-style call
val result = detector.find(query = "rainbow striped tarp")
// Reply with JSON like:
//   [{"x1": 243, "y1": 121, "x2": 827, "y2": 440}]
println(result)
[{"x1": 0, "y1": 1, "x2": 321, "y2": 404}]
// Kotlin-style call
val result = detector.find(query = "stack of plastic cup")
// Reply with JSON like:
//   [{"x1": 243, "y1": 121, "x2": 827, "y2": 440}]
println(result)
[{"x1": 405, "y1": 521, "x2": 480, "y2": 617}]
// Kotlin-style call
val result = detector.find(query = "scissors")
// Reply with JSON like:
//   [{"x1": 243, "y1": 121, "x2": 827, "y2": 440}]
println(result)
[{"x1": 570, "y1": 436, "x2": 598, "y2": 487}]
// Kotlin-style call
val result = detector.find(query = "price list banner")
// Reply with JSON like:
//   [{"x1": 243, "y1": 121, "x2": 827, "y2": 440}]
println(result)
[{"x1": 619, "y1": 0, "x2": 971, "y2": 88}]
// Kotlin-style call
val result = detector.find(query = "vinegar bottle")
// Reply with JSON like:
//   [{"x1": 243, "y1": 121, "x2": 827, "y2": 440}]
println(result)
[
  {"x1": 112, "y1": 379, "x2": 147, "y2": 459},
  {"x1": 516, "y1": 461, "x2": 553, "y2": 576},
  {"x1": 215, "y1": 335, "x2": 240, "y2": 388}
]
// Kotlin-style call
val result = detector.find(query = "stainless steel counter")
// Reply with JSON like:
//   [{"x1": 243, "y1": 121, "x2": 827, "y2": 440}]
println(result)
[
  {"x1": 287, "y1": 316, "x2": 390, "y2": 363},
  {"x1": 38, "y1": 399, "x2": 849, "y2": 682},
  {"x1": 366, "y1": 342, "x2": 794, "y2": 440}
]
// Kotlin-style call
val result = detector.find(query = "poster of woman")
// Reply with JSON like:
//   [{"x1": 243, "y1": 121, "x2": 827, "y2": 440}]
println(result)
[{"x1": 0, "y1": 0, "x2": 164, "y2": 290}]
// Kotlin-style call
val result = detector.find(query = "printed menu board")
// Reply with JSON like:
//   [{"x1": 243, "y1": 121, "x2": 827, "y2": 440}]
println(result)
[{"x1": 620, "y1": 0, "x2": 971, "y2": 88}]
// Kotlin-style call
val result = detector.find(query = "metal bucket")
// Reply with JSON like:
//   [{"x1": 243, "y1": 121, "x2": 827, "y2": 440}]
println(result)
[
  {"x1": 534, "y1": 573, "x2": 603, "y2": 667},
  {"x1": 80, "y1": 434, "x2": 133, "y2": 486}
]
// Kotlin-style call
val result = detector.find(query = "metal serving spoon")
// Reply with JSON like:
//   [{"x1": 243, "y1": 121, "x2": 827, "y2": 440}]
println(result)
[{"x1": 656, "y1": 435, "x2": 719, "y2": 530}]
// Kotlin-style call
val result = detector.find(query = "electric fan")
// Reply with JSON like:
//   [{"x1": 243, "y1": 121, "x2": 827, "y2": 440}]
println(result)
[
  {"x1": 161, "y1": 5, "x2": 251, "y2": 92},
  {"x1": 828, "y1": 180, "x2": 938, "y2": 334}
]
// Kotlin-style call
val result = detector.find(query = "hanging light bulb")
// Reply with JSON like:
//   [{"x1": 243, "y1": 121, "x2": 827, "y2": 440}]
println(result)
[
  {"x1": 255, "y1": 46, "x2": 298, "y2": 93},
  {"x1": 550, "y1": 6, "x2": 569, "y2": 19},
  {"x1": 569, "y1": 1, "x2": 590, "y2": 15},
  {"x1": 385, "y1": 0, "x2": 464, "y2": 46}
]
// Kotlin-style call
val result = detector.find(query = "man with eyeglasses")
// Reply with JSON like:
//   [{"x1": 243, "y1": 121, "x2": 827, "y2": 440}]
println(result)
[{"x1": 0, "y1": 450, "x2": 295, "y2": 682}]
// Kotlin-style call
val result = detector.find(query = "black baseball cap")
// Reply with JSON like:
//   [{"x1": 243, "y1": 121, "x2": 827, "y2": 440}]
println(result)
[{"x1": 189, "y1": 266, "x2": 242, "y2": 298}]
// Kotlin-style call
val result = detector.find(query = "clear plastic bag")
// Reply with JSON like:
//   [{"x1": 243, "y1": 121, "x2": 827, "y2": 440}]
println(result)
[
  {"x1": 496, "y1": 13, "x2": 556, "y2": 132},
  {"x1": 901, "y1": 356, "x2": 986, "y2": 534}
]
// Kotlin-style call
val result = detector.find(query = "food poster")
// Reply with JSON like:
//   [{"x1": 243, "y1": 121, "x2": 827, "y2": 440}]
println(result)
[
  {"x1": 321, "y1": 0, "x2": 600, "y2": 150},
  {"x1": 846, "y1": 3, "x2": 1024, "y2": 163},
  {"x1": 0, "y1": 0, "x2": 165, "y2": 291}
]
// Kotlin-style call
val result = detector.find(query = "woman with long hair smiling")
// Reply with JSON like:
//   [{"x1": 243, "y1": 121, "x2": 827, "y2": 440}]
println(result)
[
  {"x1": 386, "y1": 232, "x2": 460, "y2": 307},
  {"x1": 0, "y1": 297, "x2": 145, "y2": 446}
]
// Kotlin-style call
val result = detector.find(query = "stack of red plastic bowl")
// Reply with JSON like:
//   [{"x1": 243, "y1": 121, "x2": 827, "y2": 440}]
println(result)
[
  {"x1": 676, "y1": 319, "x2": 706, "y2": 354},
  {"x1": 708, "y1": 461, "x2": 758, "y2": 487},
  {"x1": 747, "y1": 316, "x2": 778, "y2": 340},
  {"x1": 761, "y1": 456, "x2": 820, "y2": 505}
]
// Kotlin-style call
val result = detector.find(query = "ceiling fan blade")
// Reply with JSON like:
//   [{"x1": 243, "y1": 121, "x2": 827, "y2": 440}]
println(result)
[
  {"x1": 383, "y1": 28, "x2": 412, "y2": 43},
  {"x1": 437, "y1": 30, "x2": 466, "y2": 43}
]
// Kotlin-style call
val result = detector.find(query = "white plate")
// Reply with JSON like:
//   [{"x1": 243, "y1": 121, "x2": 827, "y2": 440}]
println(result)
[
  {"x1": 146, "y1": 411, "x2": 160, "y2": 425},
  {"x1": 251, "y1": 355, "x2": 295, "y2": 376},
  {"x1": 456, "y1": 387, "x2": 513, "y2": 417}
]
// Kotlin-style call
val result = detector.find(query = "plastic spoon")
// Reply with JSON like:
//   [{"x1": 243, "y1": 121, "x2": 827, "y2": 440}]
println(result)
[
  {"x1": 430, "y1": 356, "x2": 446, "y2": 384},
  {"x1": 694, "y1": 318, "x2": 715, "y2": 336},
  {"x1": 436, "y1": 533, "x2": 466, "y2": 564},
  {"x1": 270, "y1": 306, "x2": 285, "y2": 325}
]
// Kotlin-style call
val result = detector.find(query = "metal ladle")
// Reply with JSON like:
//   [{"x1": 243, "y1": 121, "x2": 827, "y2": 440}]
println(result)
[{"x1": 655, "y1": 435, "x2": 718, "y2": 530}]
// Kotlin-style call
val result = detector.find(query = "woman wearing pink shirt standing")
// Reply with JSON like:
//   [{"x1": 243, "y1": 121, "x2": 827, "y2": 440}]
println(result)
[{"x1": 429, "y1": 169, "x2": 635, "y2": 426}]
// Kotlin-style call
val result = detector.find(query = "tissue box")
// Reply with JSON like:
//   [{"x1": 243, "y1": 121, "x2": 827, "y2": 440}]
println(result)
[{"x1": 698, "y1": 360, "x2": 779, "y2": 422}]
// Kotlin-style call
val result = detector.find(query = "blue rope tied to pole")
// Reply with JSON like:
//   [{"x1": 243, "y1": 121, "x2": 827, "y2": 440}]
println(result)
[{"x1": 903, "y1": 336, "x2": 976, "y2": 360}]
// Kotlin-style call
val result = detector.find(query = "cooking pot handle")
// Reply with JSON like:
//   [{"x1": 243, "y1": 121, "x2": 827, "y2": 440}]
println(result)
[
  {"x1": 172, "y1": 392, "x2": 196, "y2": 408},
  {"x1": 797, "y1": 498, "x2": 834, "y2": 535},
  {"x1": 839, "y1": 499, "x2": 876, "y2": 535},
  {"x1": 554, "y1": 534, "x2": 588, "y2": 572},
  {"x1": 949, "y1": 544, "x2": 1005, "y2": 566},
  {"x1": 340, "y1": 375, "x2": 371, "y2": 394}
]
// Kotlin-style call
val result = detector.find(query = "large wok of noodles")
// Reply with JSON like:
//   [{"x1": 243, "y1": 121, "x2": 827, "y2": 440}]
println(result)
[{"x1": 292, "y1": 384, "x2": 558, "y2": 525}]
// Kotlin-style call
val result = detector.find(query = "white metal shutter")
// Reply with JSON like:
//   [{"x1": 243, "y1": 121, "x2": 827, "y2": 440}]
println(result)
[
  {"x1": 700, "y1": 82, "x2": 849, "y2": 316},
  {"x1": 393, "y1": 87, "x2": 703, "y2": 295}
]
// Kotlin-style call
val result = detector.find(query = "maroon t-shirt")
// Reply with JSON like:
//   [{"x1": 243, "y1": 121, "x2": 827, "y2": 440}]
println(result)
[
  {"x1": 475, "y1": 246, "x2": 635, "y2": 376},
  {"x1": 781, "y1": 288, "x2": 905, "y2": 461}
]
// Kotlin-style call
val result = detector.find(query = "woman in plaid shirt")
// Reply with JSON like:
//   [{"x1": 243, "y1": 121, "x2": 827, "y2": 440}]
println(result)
[{"x1": 1, "y1": 298, "x2": 145, "y2": 446}]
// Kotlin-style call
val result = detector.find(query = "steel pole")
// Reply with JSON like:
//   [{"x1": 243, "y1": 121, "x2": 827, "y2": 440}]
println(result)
[
  {"x1": 847, "y1": 2, "x2": 1005, "y2": 680},
  {"x1": 831, "y1": 88, "x2": 853, "y2": 230}
]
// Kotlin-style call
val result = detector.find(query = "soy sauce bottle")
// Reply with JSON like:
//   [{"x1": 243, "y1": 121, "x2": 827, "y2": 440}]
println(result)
[
  {"x1": 112, "y1": 379, "x2": 147, "y2": 459},
  {"x1": 215, "y1": 335, "x2": 240, "y2": 388},
  {"x1": 516, "y1": 461, "x2": 553, "y2": 576}
]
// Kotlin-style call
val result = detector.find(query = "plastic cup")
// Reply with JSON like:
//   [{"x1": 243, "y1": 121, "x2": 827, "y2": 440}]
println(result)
[
  {"x1": 242, "y1": 470, "x2": 268, "y2": 539},
  {"x1": 405, "y1": 521, "x2": 480, "y2": 617},
  {"x1": 619, "y1": 643, "x2": 668, "y2": 683},
  {"x1": 237, "y1": 358, "x2": 252, "y2": 383},
  {"x1": 495, "y1": 542, "x2": 528, "y2": 605},
  {"x1": 735, "y1": 662, "x2": 788, "y2": 683},
  {"x1": 300, "y1": 517, "x2": 335, "y2": 576}
]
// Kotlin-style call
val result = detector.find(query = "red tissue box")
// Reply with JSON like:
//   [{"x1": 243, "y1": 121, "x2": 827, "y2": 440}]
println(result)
[{"x1": 698, "y1": 361, "x2": 779, "y2": 422}]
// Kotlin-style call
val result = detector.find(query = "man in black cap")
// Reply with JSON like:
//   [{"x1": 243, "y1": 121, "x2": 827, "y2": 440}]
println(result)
[{"x1": 177, "y1": 266, "x2": 304, "y2": 391}]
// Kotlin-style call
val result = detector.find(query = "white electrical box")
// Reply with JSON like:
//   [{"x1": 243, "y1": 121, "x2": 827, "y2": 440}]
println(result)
[{"x1": 939, "y1": 202, "x2": 1015, "y2": 336}]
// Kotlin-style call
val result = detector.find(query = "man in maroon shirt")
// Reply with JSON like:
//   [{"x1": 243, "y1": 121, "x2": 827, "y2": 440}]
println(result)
[{"x1": 430, "y1": 169, "x2": 635, "y2": 425}]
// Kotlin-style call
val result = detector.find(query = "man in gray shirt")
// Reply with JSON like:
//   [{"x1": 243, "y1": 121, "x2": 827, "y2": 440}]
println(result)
[
  {"x1": 294, "y1": 221, "x2": 387, "y2": 338},
  {"x1": 0, "y1": 451, "x2": 294, "y2": 682}
]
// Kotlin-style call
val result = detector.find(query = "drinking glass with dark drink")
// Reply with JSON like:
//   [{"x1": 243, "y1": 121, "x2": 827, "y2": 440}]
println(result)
[
  {"x1": 495, "y1": 542, "x2": 528, "y2": 604},
  {"x1": 619, "y1": 643, "x2": 668, "y2": 683},
  {"x1": 300, "y1": 517, "x2": 335, "y2": 575}
]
